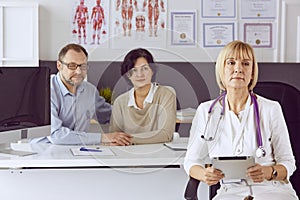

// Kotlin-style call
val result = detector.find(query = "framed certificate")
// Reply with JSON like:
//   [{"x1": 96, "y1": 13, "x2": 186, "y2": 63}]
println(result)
[
  {"x1": 170, "y1": 11, "x2": 197, "y2": 46},
  {"x1": 201, "y1": 0, "x2": 236, "y2": 19},
  {"x1": 203, "y1": 22, "x2": 236, "y2": 47},
  {"x1": 243, "y1": 23, "x2": 273, "y2": 48},
  {"x1": 241, "y1": 0, "x2": 277, "y2": 19}
]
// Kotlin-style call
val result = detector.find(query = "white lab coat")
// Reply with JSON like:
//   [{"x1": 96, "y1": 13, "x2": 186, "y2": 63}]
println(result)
[{"x1": 184, "y1": 94, "x2": 298, "y2": 200}]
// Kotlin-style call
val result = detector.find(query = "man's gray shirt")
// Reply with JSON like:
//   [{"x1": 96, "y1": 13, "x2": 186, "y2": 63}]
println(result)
[{"x1": 33, "y1": 73, "x2": 111, "y2": 145}]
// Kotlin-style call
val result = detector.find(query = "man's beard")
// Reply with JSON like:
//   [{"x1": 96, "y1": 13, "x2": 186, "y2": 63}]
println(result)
[{"x1": 62, "y1": 73, "x2": 82, "y2": 87}]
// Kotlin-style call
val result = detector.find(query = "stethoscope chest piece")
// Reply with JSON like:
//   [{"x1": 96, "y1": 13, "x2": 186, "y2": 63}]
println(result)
[{"x1": 256, "y1": 146, "x2": 266, "y2": 158}]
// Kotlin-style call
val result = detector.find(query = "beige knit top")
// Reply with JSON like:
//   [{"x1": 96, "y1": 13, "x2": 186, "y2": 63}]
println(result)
[{"x1": 109, "y1": 85, "x2": 176, "y2": 144}]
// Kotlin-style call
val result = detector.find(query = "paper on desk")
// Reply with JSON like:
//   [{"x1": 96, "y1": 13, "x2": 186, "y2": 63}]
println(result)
[
  {"x1": 70, "y1": 147, "x2": 115, "y2": 156},
  {"x1": 164, "y1": 137, "x2": 188, "y2": 151}
]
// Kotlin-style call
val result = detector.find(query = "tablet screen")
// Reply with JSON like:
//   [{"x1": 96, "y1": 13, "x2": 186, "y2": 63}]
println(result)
[{"x1": 212, "y1": 156, "x2": 255, "y2": 180}]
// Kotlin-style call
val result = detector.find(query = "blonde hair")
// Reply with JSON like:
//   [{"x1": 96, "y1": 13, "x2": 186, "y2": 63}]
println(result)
[{"x1": 215, "y1": 40, "x2": 258, "y2": 91}]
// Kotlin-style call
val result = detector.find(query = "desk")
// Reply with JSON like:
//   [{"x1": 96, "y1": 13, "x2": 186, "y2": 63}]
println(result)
[{"x1": 0, "y1": 142, "x2": 208, "y2": 200}]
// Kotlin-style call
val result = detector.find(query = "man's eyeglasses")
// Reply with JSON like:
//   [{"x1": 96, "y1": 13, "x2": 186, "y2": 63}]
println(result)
[
  {"x1": 127, "y1": 64, "x2": 151, "y2": 77},
  {"x1": 60, "y1": 60, "x2": 89, "y2": 71}
]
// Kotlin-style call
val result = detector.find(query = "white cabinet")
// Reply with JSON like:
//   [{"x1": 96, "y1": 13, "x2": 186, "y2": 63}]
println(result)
[{"x1": 0, "y1": 2, "x2": 38, "y2": 66}]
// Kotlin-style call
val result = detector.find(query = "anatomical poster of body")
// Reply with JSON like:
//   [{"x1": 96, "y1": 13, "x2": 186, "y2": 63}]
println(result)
[
  {"x1": 111, "y1": 0, "x2": 167, "y2": 49},
  {"x1": 71, "y1": 0, "x2": 110, "y2": 48}
]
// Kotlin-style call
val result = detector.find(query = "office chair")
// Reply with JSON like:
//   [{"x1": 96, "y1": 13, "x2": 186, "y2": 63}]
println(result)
[
  {"x1": 184, "y1": 81, "x2": 300, "y2": 199},
  {"x1": 184, "y1": 177, "x2": 220, "y2": 200},
  {"x1": 254, "y1": 81, "x2": 300, "y2": 197}
]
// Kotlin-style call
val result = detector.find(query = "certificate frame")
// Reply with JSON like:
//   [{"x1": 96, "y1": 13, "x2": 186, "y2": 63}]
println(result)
[
  {"x1": 201, "y1": 0, "x2": 236, "y2": 19},
  {"x1": 203, "y1": 22, "x2": 236, "y2": 48},
  {"x1": 240, "y1": 0, "x2": 277, "y2": 19},
  {"x1": 170, "y1": 11, "x2": 197, "y2": 46},
  {"x1": 243, "y1": 23, "x2": 273, "y2": 48}
]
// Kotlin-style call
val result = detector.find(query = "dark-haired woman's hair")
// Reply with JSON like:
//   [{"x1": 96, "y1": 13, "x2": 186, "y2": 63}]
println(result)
[{"x1": 121, "y1": 48, "x2": 155, "y2": 76}]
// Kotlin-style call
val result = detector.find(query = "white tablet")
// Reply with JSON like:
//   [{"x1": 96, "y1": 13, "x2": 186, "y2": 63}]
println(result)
[{"x1": 211, "y1": 156, "x2": 255, "y2": 180}]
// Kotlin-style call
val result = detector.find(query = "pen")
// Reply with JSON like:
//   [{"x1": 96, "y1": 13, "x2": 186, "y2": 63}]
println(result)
[{"x1": 79, "y1": 147, "x2": 102, "y2": 152}]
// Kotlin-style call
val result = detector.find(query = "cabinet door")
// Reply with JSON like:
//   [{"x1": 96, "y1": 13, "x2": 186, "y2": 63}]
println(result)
[{"x1": 0, "y1": 2, "x2": 38, "y2": 66}]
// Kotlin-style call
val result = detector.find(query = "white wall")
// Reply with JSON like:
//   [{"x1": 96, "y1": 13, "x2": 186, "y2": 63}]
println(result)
[
  {"x1": 284, "y1": 0, "x2": 300, "y2": 61},
  {"x1": 2, "y1": 0, "x2": 300, "y2": 62}
]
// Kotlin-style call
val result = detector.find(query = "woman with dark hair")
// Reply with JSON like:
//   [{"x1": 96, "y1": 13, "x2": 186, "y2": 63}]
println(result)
[{"x1": 109, "y1": 48, "x2": 176, "y2": 145}]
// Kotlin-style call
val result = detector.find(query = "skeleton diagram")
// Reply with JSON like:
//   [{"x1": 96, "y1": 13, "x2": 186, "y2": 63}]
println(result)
[{"x1": 136, "y1": 15, "x2": 145, "y2": 32}]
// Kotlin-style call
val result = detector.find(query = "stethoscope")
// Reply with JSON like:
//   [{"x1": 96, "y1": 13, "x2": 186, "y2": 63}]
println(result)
[{"x1": 201, "y1": 91, "x2": 266, "y2": 158}]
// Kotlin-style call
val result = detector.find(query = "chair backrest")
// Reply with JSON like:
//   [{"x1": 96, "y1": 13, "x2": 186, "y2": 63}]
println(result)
[
  {"x1": 254, "y1": 81, "x2": 300, "y2": 197},
  {"x1": 184, "y1": 81, "x2": 300, "y2": 199}
]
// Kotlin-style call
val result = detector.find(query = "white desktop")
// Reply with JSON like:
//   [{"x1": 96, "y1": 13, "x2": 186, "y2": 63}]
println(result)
[
  {"x1": 0, "y1": 124, "x2": 51, "y2": 156},
  {"x1": 0, "y1": 139, "x2": 209, "y2": 200}
]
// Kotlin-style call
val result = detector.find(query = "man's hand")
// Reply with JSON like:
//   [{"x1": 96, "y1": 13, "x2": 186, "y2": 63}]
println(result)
[{"x1": 101, "y1": 132, "x2": 132, "y2": 146}]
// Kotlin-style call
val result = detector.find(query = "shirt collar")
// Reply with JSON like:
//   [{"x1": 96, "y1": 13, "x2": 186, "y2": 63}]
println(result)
[
  {"x1": 224, "y1": 93, "x2": 252, "y2": 113},
  {"x1": 128, "y1": 82, "x2": 158, "y2": 109}
]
